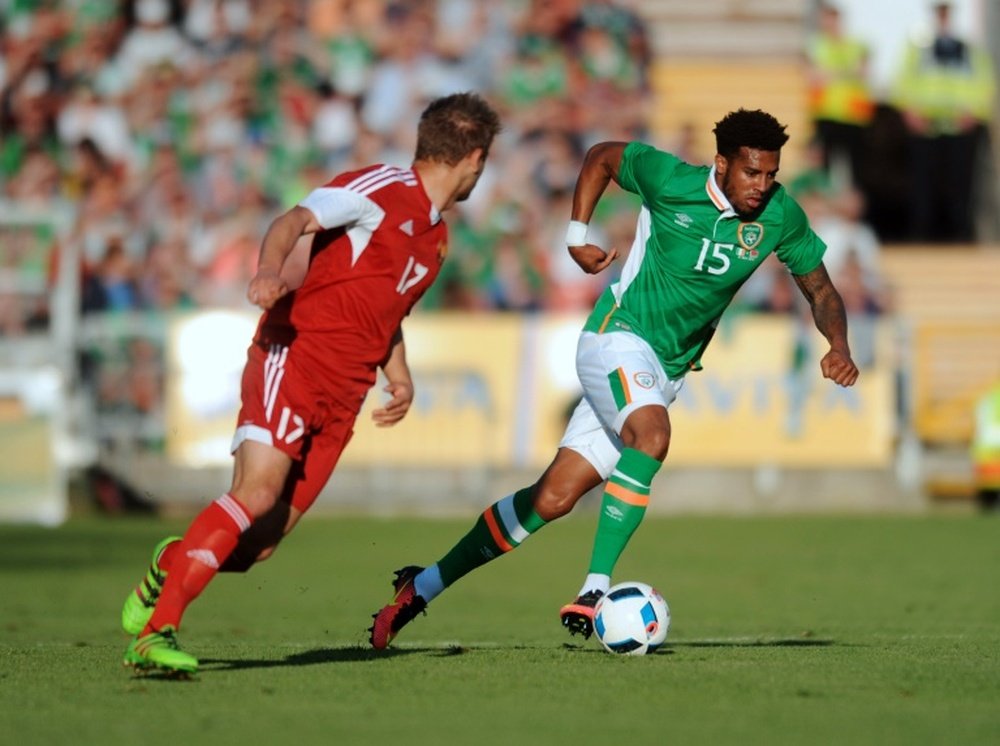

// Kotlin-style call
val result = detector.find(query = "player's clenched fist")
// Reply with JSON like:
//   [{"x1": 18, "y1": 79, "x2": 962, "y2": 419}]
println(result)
[
  {"x1": 820, "y1": 349, "x2": 859, "y2": 387},
  {"x1": 569, "y1": 244, "x2": 619, "y2": 274},
  {"x1": 247, "y1": 269, "x2": 289, "y2": 309}
]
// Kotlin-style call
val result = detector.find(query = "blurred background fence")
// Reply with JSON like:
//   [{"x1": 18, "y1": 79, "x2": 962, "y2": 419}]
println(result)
[{"x1": 2, "y1": 0, "x2": 999, "y2": 523}]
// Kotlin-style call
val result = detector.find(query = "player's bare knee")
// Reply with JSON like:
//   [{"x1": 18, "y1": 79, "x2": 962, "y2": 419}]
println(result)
[
  {"x1": 533, "y1": 484, "x2": 581, "y2": 520},
  {"x1": 620, "y1": 407, "x2": 671, "y2": 460},
  {"x1": 620, "y1": 423, "x2": 670, "y2": 461},
  {"x1": 231, "y1": 487, "x2": 281, "y2": 519},
  {"x1": 638, "y1": 431, "x2": 670, "y2": 462}
]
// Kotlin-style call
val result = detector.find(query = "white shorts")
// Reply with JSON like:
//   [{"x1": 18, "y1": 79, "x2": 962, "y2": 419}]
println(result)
[{"x1": 559, "y1": 331, "x2": 684, "y2": 479}]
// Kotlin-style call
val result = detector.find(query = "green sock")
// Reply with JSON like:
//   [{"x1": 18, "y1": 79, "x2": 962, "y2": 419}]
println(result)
[
  {"x1": 588, "y1": 448, "x2": 662, "y2": 576},
  {"x1": 437, "y1": 488, "x2": 546, "y2": 587}
]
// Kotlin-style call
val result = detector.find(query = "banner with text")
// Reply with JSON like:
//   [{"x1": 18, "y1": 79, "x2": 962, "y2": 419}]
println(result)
[{"x1": 166, "y1": 313, "x2": 894, "y2": 469}]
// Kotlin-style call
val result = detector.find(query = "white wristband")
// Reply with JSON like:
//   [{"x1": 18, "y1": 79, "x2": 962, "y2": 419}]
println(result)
[{"x1": 565, "y1": 220, "x2": 589, "y2": 247}]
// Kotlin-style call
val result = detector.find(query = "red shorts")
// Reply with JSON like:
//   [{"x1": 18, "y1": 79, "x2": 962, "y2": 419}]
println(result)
[{"x1": 232, "y1": 342, "x2": 361, "y2": 513}]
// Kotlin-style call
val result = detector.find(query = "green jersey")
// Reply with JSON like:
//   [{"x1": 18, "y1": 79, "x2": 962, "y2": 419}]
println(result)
[{"x1": 583, "y1": 142, "x2": 825, "y2": 378}]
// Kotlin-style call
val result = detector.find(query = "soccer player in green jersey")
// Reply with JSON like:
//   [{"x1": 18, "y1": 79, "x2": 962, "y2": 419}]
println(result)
[{"x1": 370, "y1": 108, "x2": 859, "y2": 648}]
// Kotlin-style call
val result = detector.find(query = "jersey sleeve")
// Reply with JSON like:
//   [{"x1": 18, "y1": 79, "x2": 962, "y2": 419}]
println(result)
[
  {"x1": 773, "y1": 192, "x2": 826, "y2": 275},
  {"x1": 298, "y1": 186, "x2": 385, "y2": 231},
  {"x1": 617, "y1": 142, "x2": 682, "y2": 204}
]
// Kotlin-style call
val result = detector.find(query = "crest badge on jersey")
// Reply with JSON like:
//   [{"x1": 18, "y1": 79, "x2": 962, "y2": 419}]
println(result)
[
  {"x1": 736, "y1": 222, "x2": 763, "y2": 260},
  {"x1": 633, "y1": 371, "x2": 656, "y2": 389}
]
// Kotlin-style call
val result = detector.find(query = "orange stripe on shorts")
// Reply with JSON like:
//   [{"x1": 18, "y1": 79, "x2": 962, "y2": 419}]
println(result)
[{"x1": 616, "y1": 368, "x2": 632, "y2": 405}]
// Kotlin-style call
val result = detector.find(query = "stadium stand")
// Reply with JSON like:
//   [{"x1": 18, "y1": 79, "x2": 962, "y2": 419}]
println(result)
[{"x1": 881, "y1": 246, "x2": 1000, "y2": 500}]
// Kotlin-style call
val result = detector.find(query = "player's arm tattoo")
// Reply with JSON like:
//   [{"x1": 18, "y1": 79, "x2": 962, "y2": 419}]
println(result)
[{"x1": 793, "y1": 263, "x2": 851, "y2": 352}]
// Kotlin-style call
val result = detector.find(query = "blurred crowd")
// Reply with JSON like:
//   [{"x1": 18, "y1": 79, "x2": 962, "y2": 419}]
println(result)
[
  {"x1": 0, "y1": 0, "x2": 654, "y2": 334},
  {"x1": 3, "y1": 0, "x2": 992, "y2": 337},
  {"x1": 5, "y1": 0, "x2": 992, "y2": 437}
]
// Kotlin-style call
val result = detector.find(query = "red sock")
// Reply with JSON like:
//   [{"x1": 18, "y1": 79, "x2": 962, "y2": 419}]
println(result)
[{"x1": 144, "y1": 494, "x2": 252, "y2": 634}]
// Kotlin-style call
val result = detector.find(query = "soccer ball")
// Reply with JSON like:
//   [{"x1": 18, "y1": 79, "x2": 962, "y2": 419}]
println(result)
[{"x1": 593, "y1": 581, "x2": 670, "y2": 655}]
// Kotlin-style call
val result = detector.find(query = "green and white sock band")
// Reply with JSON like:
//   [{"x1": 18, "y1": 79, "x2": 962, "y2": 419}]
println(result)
[
  {"x1": 436, "y1": 487, "x2": 547, "y2": 589},
  {"x1": 483, "y1": 490, "x2": 546, "y2": 553}
]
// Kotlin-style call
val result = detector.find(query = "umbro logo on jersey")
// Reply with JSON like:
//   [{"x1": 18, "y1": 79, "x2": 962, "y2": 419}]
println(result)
[
  {"x1": 399, "y1": 219, "x2": 414, "y2": 236},
  {"x1": 674, "y1": 213, "x2": 693, "y2": 228}
]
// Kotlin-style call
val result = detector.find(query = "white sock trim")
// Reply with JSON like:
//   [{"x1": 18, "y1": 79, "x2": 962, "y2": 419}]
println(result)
[
  {"x1": 216, "y1": 494, "x2": 252, "y2": 532},
  {"x1": 578, "y1": 573, "x2": 611, "y2": 597}
]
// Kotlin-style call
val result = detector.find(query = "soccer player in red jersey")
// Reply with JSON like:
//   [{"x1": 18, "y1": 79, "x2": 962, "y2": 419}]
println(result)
[{"x1": 121, "y1": 92, "x2": 501, "y2": 674}]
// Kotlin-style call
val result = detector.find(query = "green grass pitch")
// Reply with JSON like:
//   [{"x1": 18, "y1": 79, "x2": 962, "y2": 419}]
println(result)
[{"x1": 1, "y1": 512, "x2": 998, "y2": 745}]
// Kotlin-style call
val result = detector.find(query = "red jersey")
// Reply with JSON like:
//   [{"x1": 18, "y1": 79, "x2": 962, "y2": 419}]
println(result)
[{"x1": 254, "y1": 164, "x2": 447, "y2": 405}]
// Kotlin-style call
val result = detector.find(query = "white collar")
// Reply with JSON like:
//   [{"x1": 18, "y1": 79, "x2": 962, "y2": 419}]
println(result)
[{"x1": 705, "y1": 165, "x2": 736, "y2": 218}]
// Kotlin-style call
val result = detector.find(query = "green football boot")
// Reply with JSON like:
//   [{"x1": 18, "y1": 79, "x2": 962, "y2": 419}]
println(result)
[
  {"x1": 121, "y1": 536, "x2": 182, "y2": 635},
  {"x1": 123, "y1": 627, "x2": 198, "y2": 674}
]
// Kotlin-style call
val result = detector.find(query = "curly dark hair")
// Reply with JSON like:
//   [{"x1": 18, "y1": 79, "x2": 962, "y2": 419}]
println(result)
[
  {"x1": 414, "y1": 92, "x2": 502, "y2": 165},
  {"x1": 713, "y1": 109, "x2": 789, "y2": 159}
]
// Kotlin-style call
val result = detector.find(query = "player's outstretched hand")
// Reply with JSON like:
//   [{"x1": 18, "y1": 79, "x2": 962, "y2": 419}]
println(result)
[
  {"x1": 569, "y1": 244, "x2": 619, "y2": 274},
  {"x1": 247, "y1": 269, "x2": 289, "y2": 309},
  {"x1": 372, "y1": 381, "x2": 414, "y2": 427},
  {"x1": 820, "y1": 349, "x2": 859, "y2": 387}
]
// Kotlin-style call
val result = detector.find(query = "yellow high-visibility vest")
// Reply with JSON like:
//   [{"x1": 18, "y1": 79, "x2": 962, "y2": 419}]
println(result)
[
  {"x1": 972, "y1": 385, "x2": 1000, "y2": 489},
  {"x1": 893, "y1": 39, "x2": 996, "y2": 135},
  {"x1": 807, "y1": 34, "x2": 874, "y2": 125}
]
